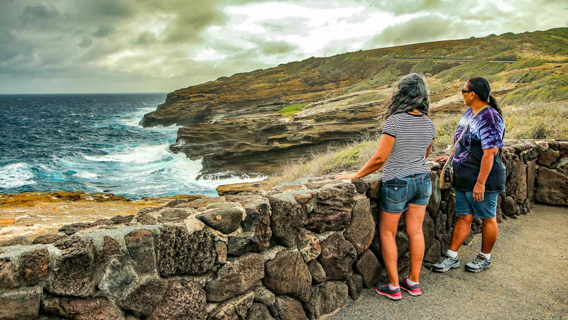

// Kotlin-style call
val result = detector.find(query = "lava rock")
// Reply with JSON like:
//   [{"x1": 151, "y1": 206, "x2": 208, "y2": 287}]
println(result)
[
  {"x1": 205, "y1": 253, "x2": 264, "y2": 302},
  {"x1": 263, "y1": 250, "x2": 312, "y2": 302},
  {"x1": 318, "y1": 233, "x2": 357, "y2": 281}
]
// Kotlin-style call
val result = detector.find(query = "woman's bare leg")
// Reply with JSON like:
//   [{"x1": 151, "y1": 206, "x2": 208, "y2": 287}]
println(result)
[
  {"x1": 404, "y1": 203, "x2": 427, "y2": 283},
  {"x1": 481, "y1": 217, "x2": 498, "y2": 254},
  {"x1": 379, "y1": 209, "x2": 403, "y2": 287},
  {"x1": 449, "y1": 214, "x2": 474, "y2": 252}
]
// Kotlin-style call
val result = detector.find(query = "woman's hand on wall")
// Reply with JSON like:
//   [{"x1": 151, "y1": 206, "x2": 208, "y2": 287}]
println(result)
[{"x1": 335, "y1": 173, "x2": 358, "y2": 180}]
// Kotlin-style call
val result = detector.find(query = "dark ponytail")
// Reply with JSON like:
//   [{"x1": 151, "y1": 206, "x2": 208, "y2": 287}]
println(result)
[{"x1": 467, "y1": 77, "x2": 502, "y2": 115}]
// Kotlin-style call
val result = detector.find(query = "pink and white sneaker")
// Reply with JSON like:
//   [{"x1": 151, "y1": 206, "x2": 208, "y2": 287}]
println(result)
[
  {"x1": 374, "y1": 282, "x2": 402, "y2": 300},
  {"x1": 399, "y1": 277, "x2": 421, "y2": 296}
]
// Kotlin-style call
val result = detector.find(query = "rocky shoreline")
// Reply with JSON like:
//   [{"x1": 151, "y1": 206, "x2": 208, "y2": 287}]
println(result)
[{"x1": 0, "y1": 139, "x2": 566, "y2": 319}]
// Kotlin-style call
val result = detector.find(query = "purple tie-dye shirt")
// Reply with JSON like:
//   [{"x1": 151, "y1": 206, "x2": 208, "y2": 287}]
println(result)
[{"x1": 452, "y1": 107, "x2": 506, "y2": 192}]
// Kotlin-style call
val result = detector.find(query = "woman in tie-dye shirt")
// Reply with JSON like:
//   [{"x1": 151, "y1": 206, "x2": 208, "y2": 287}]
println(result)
[{"x1": 433, "y1": 77, "x2": 506, "y2": 274}]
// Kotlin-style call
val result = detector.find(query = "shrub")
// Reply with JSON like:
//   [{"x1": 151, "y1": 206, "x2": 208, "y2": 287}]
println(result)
[{"x1": 277, "y1": 103, "x2": 307, "y2": 116}]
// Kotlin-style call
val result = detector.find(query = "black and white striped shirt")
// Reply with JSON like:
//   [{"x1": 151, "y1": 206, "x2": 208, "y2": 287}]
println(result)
[{"x1": 381, "y1": 112, "x2": 436, "y2": 182}]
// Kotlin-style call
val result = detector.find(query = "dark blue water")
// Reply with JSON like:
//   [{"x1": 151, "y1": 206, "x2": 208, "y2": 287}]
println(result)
[{"x1": 0, "y1": 94, "x2": 263, "y2": 199}]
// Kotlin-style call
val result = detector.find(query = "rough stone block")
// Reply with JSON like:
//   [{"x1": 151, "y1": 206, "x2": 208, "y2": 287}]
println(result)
[
  {"x1": 307, "y1": 260, "x2": 326, "y2": 284},
  {"x1": 318, "y1": 233, "x2": 357, "y2": 281},
  {"x1": 125, "y1": 230, "x2": 156, "y2": 274},
  {"x1": 263, "y1": 250, "x2": 311, "y2": 302},
  {"x1": 156, "y1": 224, "x2": 217, "y2": 277},
  {"x1": 535, "y1": 166, "x2": 568, "y2": 205},
  {"x1": 269, "y1": 296, "x2": 308, "y2": 320},
  {"x1": 354, "y1": 249, "x2": 380, "y2": 287},
  {"x1": 41, "y1": 296, "x2": 124, "y2": 320},
  {"x1": 0, "y1": 257, "x2": 20, "y2": 290},
  {"x1": 0, "y1": 286, "x2": 42, "y2": 320},
  {"x1": 247, "y1": 302, "x2": 275, "y2": 320},
  {"x1": 148, "y1": 279, "x2": 207, "y2": 320},
  {"x1": 19, "y1": 247, "x2": 50, "y2": 286},
  {"x1": 205, "y1": 253, "x2": 264, "y2": 302},
  {"x1": 209, "y1": 291, "x2": 254, "y2": 320},
  {"x1": 268, "y1": 192, "x2": 307, "y2": 247},
  {"x1": 343, "y1": 197, "x2": 375, "y2": 255},
  {"x1": 304, "y1": 282, "x2": 349, "y2": 320},
  {"x1": 49, "y1": 236, "x2": 96, "y2": 297},
  {"x1": 120, "y1": 276, "x2": 167, "y2": 317}
]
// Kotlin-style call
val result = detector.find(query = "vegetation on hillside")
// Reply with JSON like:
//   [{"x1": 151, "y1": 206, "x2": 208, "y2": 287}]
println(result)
[
  {"x1": 277, "y1": 103, "x2": 307, "y2": 116},
  {"x1": 266, "y1": 101, "x2": 568, "y2": 187}
]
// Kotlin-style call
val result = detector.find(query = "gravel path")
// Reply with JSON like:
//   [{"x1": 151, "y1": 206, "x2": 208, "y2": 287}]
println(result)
[{"x1": 329, "y1": 204, "x2": 568, "y2": 320}]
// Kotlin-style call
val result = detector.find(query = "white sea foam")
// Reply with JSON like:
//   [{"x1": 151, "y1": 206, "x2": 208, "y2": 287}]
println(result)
[
  {"x1": 74, "y1": 171, "x2": 99, "y2": 179},
  {"x1": 84, "y1": 143, "x2": 173, "y2": 164},
  {"x1": 0, "y1": 163, "x2": 36, "y2": 188}
]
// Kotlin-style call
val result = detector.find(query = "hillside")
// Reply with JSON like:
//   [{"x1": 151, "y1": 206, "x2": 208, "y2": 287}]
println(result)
[{"x1": 141, "y1": 27, "x2": 568, "y2": 178}]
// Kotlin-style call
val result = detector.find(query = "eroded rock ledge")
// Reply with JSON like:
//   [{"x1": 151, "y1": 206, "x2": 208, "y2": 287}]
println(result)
[{"x1": 1, "y1": 140, "x2": 566, "y2": 320}]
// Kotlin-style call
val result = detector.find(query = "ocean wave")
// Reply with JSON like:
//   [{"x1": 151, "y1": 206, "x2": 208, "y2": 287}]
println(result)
[
  {"x1": 0, "y1": 163, "x2": 36, "y2": 188},
  {"x1": 74, "y1": 170, "x2": 99, "y2": 179},
  {"x1": 83, "y1": 144, "x2": 173, "y2": 164}
]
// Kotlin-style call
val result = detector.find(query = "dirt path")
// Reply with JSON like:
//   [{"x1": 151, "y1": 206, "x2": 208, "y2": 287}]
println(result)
[{"x1": 330, "y1": 204, "x2": 568, "y2": 320}]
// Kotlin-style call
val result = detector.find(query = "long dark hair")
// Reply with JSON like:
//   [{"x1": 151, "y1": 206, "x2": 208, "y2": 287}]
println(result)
[
  {"x1": 466, "y1": 77, "x2": 502, "y2": 115},
  {"x1": 385, "y1": 73, "x2": 430, "y2": 117}
]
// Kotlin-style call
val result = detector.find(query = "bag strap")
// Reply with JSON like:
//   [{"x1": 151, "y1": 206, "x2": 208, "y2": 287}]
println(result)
[{"x1": 443, "y1": 105, "x2": 491, "y2": 167}]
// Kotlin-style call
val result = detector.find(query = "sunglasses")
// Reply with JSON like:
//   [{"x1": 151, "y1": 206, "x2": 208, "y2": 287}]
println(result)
[{"x1": 461, "y1": 88, "x2": 473, "y2": 94}]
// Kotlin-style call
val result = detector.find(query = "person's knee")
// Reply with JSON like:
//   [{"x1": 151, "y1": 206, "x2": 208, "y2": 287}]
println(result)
[
  {"x1": 379, "y1": 227, "x2": 397, "y2": 239},
  {"x1": 482, "y1": 217, "x2": 498, "y2": 225},
  {"x1": 457, "y1": 214, "x2": 474, "y2": 224}
]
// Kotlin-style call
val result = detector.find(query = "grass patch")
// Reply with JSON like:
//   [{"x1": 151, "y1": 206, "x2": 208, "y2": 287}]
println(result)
[
  {"x1": 266, "y1": 76, "x2": 280, "y2": 84},
  {"x1": 427, "y1": 83, "x2": 448, "y2": 93},
  {"x1": 436, "y1": 60, "x2": 508, "y2": 83},
  {"x1": 350, "y1": 92, "x2": 388, "y2": 104},
  {"x1": 502, "y1": 102, "x2": 568, "y2": 139},
  {"x1": 277, "y1": 103, "x2": 307, "y2": 116},
  {"x1": 501, "y1": 75, "x2": 568, "y2": 105},
  {"x1": 431, "y1": 116, "x2": 461, "y2": 151},
  {"x1": 506, "y1": 70, "x2": 555, "y2": 84},
  {"x1": 344, "y1": 82, "x2": 371, "y2": 94},
  {"x1": 369, "y1": 64, "x2": 402, "y2": 86},
  {"x1": 507, "y1": 59, "x2": 547, "y2": 70},
  {"x1": 411, "y1": 59, "x2": 435, "y2": 74}
]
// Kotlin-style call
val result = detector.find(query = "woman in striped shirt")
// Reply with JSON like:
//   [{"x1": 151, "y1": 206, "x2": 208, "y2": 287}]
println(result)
[{"x1": 335, "y1": 73, "x2": 435, "y2": 300}]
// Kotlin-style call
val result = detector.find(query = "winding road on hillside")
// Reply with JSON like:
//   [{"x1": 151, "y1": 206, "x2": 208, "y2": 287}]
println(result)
[{"x1": 329, "y1": 204, "x2": 568, "y2": 320}]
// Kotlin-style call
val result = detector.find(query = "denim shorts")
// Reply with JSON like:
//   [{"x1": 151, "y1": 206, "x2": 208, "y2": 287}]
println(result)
[
  {"x1": 455, "y1": 190, "x2": 499, "y2": 219},
  {"x1": 380, "y1": 172, "x2": 432, "y2": 213}
]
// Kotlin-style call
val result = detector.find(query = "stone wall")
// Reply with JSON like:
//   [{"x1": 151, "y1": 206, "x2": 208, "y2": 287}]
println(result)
[{"x1": 1, "y1": 140, "x2": 566, "y2": 320}]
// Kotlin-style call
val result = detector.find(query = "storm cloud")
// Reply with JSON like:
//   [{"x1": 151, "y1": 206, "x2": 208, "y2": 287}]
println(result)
[{"x1": 0, "y1": 0, "x2": 566, "y2": 93}]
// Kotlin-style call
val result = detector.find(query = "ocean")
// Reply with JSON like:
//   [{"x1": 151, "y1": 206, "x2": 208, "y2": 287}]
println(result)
[{"x1": 0, "y1": 93, "x2": 264, "y2": 199}]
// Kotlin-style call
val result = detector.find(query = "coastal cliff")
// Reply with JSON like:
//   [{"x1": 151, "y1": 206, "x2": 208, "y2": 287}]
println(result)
[{"x1": 141, "y1": 28, "x2": 568, "y2": 178}]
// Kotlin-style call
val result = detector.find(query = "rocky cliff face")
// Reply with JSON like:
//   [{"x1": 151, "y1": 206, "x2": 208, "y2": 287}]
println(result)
[
  {"x1": 1, "y1": 140, "x2": 565, "y2": 320},
  {"x1": 140, "y1": 28, "x2": 568, "y2": 178}
]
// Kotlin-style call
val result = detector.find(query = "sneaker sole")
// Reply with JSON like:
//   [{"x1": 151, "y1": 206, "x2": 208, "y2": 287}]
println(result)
[
  {"x1": 400, "y1": 286, "x2": 421, "y2": 296},
  {"x1": 374, "y1": 287, "x2": 402, "y2": 300},
  {"x1": 432, "y1": 261, "x2": 460, "y2": 273}
]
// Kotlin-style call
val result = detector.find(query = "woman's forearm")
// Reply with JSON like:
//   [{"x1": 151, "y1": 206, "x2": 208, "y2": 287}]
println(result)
[
  {"x1": 477, "y1": 153, "x2": 495, "y2": 185},
  {"x1": 355, "y1": 157, "x2": 385, "y2": 178}
]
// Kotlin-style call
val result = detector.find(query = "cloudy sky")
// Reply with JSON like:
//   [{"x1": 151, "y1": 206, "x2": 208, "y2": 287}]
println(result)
[{"x1": 1, "y1": 0, "x2": 566, "y2": 94}]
